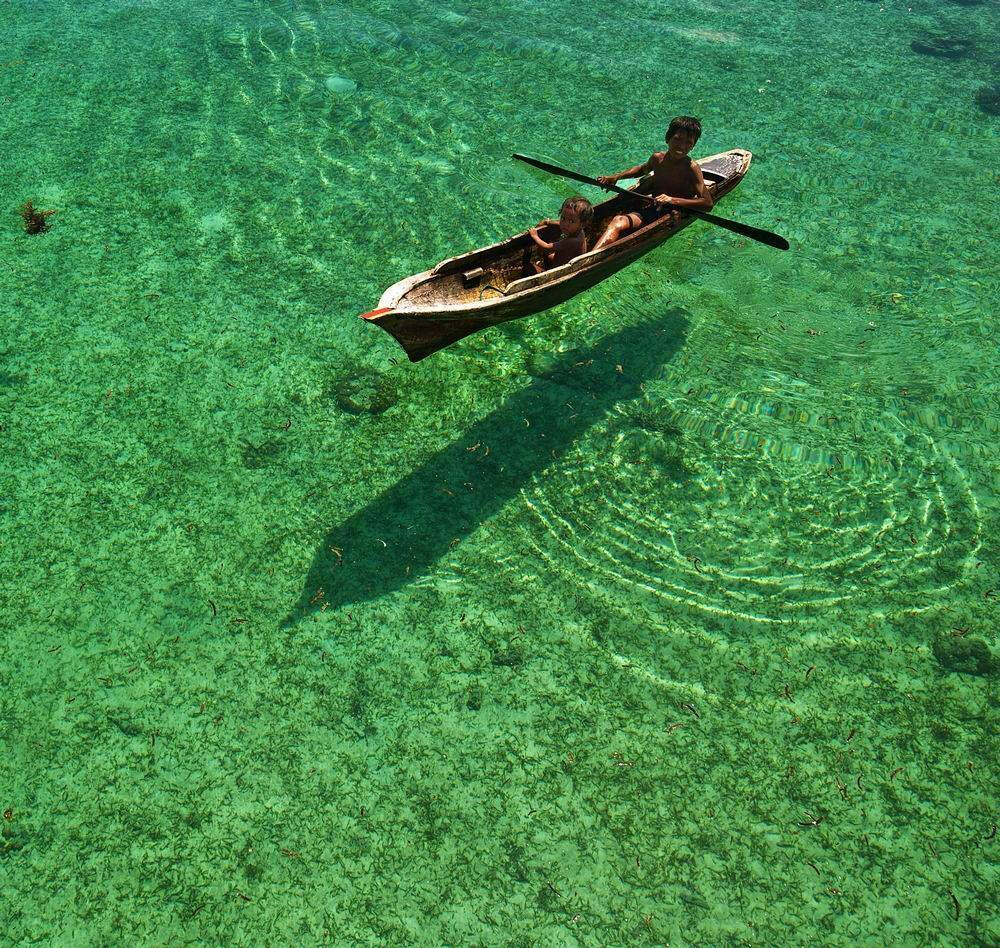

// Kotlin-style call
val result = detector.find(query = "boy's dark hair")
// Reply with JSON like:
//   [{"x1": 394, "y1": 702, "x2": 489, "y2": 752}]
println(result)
[
  {"x1": 666, "y1": 116, "x2": 702, "y2": 141},
  {"x1": 561, "y1": 195, "x2": 594, "y2": 223}
]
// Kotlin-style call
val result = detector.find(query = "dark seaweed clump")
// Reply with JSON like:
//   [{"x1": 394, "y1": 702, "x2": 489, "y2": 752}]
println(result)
[
  {"x1": 464, "y1": 683, "x2": 484, "y2": 711},
  {"x1": 240, "y1": 439, "x2": 284, "y2": 469},
  {"x1": 331, "y1": 371, "x2": 398, "y2": 416},
  {"x1": 18, "y1": 201, "x2": 58, "y2": 235},
  {"x1": 931, "y1": 635, "x2": 994, "y2": 676},
  {"x1": 1, "y1": 821, "x2": 26, "y2": 857},
  {"x1": 491, "y1": 647, "x2": 524, "y2": 668},
  {"x1": 910, "y1": 36, "x2": 974, "y2": 59},
  {"x1": 975, "y1": 85, "x2": 1000, "y2": 116}
]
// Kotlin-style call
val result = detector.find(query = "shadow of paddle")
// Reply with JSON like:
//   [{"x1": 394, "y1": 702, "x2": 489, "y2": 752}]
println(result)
[{"x1": 282, "y1": 311, "x2": 689, "y2": 626}]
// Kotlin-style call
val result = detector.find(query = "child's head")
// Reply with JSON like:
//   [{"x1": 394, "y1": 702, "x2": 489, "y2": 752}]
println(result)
[
  {"x1": 559, "y1": 196, "x2": 594, "y2": 235},
  {"x1": 665, "y1": 116, "x2": 702, "y2": 155}
]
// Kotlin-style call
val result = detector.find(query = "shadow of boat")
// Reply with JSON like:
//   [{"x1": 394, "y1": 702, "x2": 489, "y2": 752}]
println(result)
[{"x1": 281, "y1": 310, "x2": 689, "y2": 626}]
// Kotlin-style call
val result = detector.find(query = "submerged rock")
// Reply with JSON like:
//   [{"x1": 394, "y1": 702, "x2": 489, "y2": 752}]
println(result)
[
  {"x1": 260, "y1": 23, "x2": 294, "y2": 52},
  {"x1": 931, "y1": 635, "x2": 994, "y2": 676},
  {"x1": 325, "y1": 74, "x2": 357, "y2": 94},
  {"x1": 332, "y1": 371, "x2": 397, "y2": 415},
  {"x1": 198, "y1": 210, "x2": 230, "y2": 234},
  {"x1": 975, "y1": 85, "x2": 1000, "y2": 116},
  {"x1": 910, "y1": 36, "x2": 974, "y2": 59}
]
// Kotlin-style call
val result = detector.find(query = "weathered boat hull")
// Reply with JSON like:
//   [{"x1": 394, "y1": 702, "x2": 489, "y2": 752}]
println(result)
[{"x1": 362, "y1": 149, "x2": 752, "y2": 361}]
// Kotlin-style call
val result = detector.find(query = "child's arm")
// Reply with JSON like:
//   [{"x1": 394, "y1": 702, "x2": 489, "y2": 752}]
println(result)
[{"x1": 529, "y1": 220, "x2": 557, "y2": 250}]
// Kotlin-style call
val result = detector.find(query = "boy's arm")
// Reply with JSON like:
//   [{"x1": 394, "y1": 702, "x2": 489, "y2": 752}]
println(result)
[{"x1": 597, "y1": 156, "x2": 651, "y2": 187}]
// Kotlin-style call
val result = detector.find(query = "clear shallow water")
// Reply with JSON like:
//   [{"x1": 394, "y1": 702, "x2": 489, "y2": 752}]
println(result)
[{"x1": 2, "y1": 0, "x2": 998, "y2": 942}]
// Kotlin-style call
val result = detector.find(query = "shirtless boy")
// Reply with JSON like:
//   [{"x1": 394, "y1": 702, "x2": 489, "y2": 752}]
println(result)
[
  {"x1": 528, "y1": 195, "x2": 594, "y2": 272},
  {"x1": 591, "y1": 116, "x2": 714, "y2": 252}
]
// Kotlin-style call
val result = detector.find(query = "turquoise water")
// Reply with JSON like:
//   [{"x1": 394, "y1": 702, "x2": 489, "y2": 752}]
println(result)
[{"x1": 2, "y1": 0, "x2": 998, "y2": 942}]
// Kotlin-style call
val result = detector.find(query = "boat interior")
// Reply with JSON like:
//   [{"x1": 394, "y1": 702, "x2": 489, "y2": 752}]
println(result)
[{"x1": 398, "y1": 152, "x2": 745, "y2": 308}]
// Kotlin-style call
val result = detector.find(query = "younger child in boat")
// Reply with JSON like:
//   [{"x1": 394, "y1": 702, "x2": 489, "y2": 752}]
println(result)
[
  {"x1": 591, "y1": 115, "x2": 714, "y2": 252},
  {"x1": 528, "y1": 195, "x2": 594, "y2": 273}
]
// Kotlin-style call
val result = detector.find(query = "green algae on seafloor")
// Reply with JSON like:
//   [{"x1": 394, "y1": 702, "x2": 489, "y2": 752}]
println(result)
[{"x1": 2, "y1": 0, "x2": 999, "y2": 943}]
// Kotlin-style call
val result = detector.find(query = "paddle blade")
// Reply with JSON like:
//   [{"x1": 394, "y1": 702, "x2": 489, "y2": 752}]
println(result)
[
  {"x1": 689, "y1": 209, "x2": 790, "y2": 250},
  {"x1": 512, "y1": 153, "x2": 652, "y2": 203},
  {"x1": 513, "y1": 153, "x2": 606, "y2": 191},
  {"x1": 513, "y1": 156, "x2": 579, "y2": 200}
]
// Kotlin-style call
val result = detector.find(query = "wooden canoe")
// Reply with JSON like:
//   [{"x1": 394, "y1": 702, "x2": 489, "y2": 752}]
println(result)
[{"x1": 361, "y1": 148, "x2": 752, "y2": 362}]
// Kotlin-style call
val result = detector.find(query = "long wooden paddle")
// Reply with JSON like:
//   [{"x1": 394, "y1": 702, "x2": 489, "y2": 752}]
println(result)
[{"x1": 512, "y1": 153, "x2": 789, "y2": 251}]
